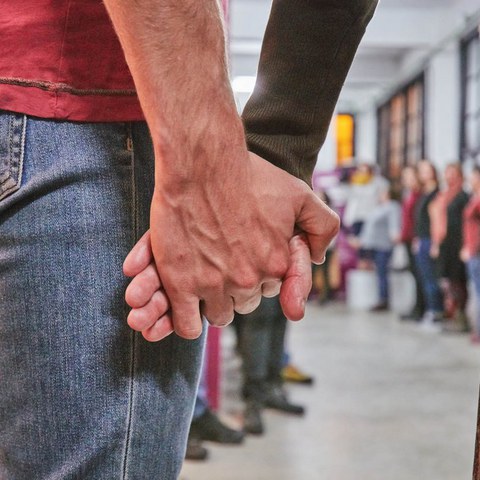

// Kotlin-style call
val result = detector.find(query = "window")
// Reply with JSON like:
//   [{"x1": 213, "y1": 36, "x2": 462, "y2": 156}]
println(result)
[
  {"x1": 336, "y1": 113, "x2": 355, "y2": 166},
  {"x1": 460, "y1": 28, "x2": 480, "y2": 165},
  {"x1": 377, "y1": 75, "x2": 425, "y2": 179}
]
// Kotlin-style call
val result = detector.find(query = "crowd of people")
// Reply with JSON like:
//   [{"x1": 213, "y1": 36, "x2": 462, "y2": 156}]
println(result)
[{"x1": 316, "y1": 160, "x2": 480, "y2": 341}]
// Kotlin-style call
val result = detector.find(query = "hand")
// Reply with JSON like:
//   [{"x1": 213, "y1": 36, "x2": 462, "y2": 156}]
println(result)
[
  {"x1": 124, "y1": 231, "x2": 315, "y2": 342},
  {"x1": 430, "y1": 243, "x2": 440, "y2": 259},
  {"x1": 147, "y1": 151, "x2": 338, "y2": 340}
]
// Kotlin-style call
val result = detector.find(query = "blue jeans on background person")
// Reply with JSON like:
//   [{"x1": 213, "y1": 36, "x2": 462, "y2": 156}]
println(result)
[
  {"x1": 0, "y1": 111, "x2": 205, "y2": 479},
  {"x1": 373, "y1": 249, "x2": 392, "y2": 304},
  {"x1": 415, "y1": 237, "x2": 443, "y2": 314},
  {"x1": 467, "y1": 255, "x2": 480, "y2": 334}
]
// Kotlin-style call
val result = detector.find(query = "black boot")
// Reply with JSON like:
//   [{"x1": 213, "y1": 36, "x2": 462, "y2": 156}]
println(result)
[
  {"x1": 244, "y1": 400, "x2": 264, "y2": 435},
  {"x1": 264, "y1": 384, "x2": 305, "y2": 415},
  {"x1": 185, "y1": 435, "x2": 208, "y2": 461},
  {"x1": 190, "y1": 408, "x2": 244, "y2": 444}
]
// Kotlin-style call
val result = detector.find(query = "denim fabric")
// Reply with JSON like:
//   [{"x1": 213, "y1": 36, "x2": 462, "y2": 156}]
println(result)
[
  {"x1": 467, "y1": 255, "x2": 480, "y2": 333},
  {"x1": 373, "y1": 249, "x2": 392, "y2": 303},
  {"x1": 414, "y1": 238, "x2": 443, "y2": 313},
  {"x1": 0, "y1": 112, "x2": 205, "y2": 479}
]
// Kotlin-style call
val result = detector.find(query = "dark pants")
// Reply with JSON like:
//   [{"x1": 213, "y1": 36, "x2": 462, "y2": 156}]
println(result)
[
  {"x1": 406, "y1": 241, "x2": 426, "y2": 316},
  {"x1": 235, "y1": 296, "x2": 287, "y2": 403},
  {"x1": 374, "y1": 249, "x2": 392, "y2": 303}
]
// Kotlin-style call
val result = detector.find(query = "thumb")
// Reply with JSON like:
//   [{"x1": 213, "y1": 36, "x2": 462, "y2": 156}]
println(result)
[
  {"x1": 279, "y1": 234, "x2": 313, "y2": 321},
  {"x1": 296, "y1": 192, "x2": 339, "y2": 264},
  {"x1": 123, "y1": 230, "x2": 153, "y2": 277}
]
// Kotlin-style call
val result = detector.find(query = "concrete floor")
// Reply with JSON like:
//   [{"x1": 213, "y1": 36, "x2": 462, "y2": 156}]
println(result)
[{"x1": 181, "y1": 302, "x2": 480, "y2": 480}]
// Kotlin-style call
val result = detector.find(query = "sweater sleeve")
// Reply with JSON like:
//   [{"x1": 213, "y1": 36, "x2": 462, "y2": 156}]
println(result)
[{"x1": 241, "y1": 0, "x2": 378, "y2": 184}]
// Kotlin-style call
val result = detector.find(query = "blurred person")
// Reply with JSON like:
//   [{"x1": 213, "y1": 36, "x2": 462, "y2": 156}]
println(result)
[
  {"x1": 399, "y1": 166, "x2": 425, "y2": 320},
  {"x1": 358, "y1": 186, "x2": 401, "y2": 311},
  {"x1": 344, "y1": 163, "x2": 389, "y2": 239},
  {"x1": 429, "y1": 164, "x2": 470, "y2": 332},
  {"x1": 413, "y1": 160, "x2": 444, "y2": 327},
  {"x1": 461, "y1": 166, "x2": 480, "y2": 342},
  {"x1": 236, "y1": 297, "x2": 305, "y2": 436}
]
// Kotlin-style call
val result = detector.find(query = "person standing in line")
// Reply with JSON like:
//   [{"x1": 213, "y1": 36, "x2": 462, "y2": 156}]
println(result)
[
  {"x1": 399, "y1": 166, "x2": 425, "y2": 321},
  {"x1": 429, "y1": 164, "x2": 470, "y2": 333},
  {"x1": 460, "y1": 166, "x2": 480, "y2": 342},
  {"x1": 413, "y1": 160, "x2": 444, "y2": 328},
  {"x1": 0, "y1": 0, "x2": 378, "y2": 477},
  {"x1": 358, "y1": 185, "x2": 401, "y2": 311}
]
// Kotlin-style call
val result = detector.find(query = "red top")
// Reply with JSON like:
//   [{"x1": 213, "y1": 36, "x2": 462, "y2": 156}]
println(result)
[
  {"x1": 463, "y1": 195, "x2": 480, "y2": 257},
  {"x1": 0, "y1": 1, "x2": 144, "y2": 122},
  {"x1": 400, "y1": 190, "x2": 421, "y2": 242}
]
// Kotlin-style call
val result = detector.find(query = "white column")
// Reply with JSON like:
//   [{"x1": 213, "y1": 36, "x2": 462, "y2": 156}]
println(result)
[
  {"x1": 315, "y1": 116, "x2": 337, "y2": 172},
  {"x1": 426, "y1": 44, "x2": 461, "y2": 173},
  {"x1": 355, "y1": 108, "x2": 377, "y2": 164}
]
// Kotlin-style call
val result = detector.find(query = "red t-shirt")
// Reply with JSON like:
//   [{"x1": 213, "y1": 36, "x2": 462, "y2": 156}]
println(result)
[
  {"x1": 0, "y1": 1, "x2": 227, "y2": 122},
  {"x1": 400, "y1": 190, "x2": 421, "y2": 243}
]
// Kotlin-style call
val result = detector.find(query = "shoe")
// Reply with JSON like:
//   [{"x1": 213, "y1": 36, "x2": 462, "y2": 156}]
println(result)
[
  {"x1": 281, "y1": 364, "x2": 314, "y2": 385},
  {"x1": 419, "y1": 311, "x2": 442, "y2": 333},
  {"x1": 185, "y1": 436, "x2": 208, "y2": 461},
  {"x1": 399, "y1": 310, "x2": 422, "y2": 322},
  {"x1": 370, "y1": 302, "x2": 388, "y2": 312},
  {"x1": 264, "y1": 385, "x2": 305, "y2": 415},
  {"x1": 244, "y1": 401, "x2": 264, "y2": 435},
  {"x1": 190, "y1": 409, "x2": 244, "y2": 444},
  {"x1": 442, "y1": 311, "x2": 470, "y2": 334}
]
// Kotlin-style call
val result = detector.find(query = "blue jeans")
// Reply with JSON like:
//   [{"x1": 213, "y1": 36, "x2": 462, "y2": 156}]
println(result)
[
  {"x1": 415, "y1": 237, "x2": 443, "y2": 313},
  {"x1": 0, "y1": 112, "x2": 205, "y2": 479},
  {"x1": 373, "y1": 249, "x2": 392, "y2": 303},
  {"x1": 467, "y1": 255, "x2": 480, "y2": 334}
]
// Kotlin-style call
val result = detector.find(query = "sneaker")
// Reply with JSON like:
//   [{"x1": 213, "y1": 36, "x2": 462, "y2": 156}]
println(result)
[
  {"x1": 190, "y1": 409, "x2": 244, "y2": 444},
  {"x1": 281, "y1": 364, "x2": 314, "y2": 385},
  {"x1": 419, "y1": 311, "x2": 442, "y2": 333}
]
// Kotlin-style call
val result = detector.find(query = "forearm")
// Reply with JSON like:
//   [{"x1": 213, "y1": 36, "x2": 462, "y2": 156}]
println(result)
[
  {"x1": 242, "y1": 0, "x2": 378, "y2": 184},
  {"x1": 103, "y1": 0, "x2": 245, "y2": 185}
]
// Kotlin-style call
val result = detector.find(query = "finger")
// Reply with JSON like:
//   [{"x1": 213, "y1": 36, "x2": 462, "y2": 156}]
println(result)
[
  {"x1": 261, "y1": 280, "x2": 281, "y2": 298},
  {"x1": 127, "y1": 290, "x2": 170, "y2": 331},
  {"x1": 233, "y1": 293, "x2": 263, "y2": 315},
  {"x1": 201, "y1": 296, "x2": 235, "y2": 327},
  {"x1": 296, "y1": 194, "x2": 340, "y2": 264},
  {"x1": 170, "y1": 295, "x2": 203, "y2": 339},
  {"x1": 123, "y1": 230, "x2": 153, "y2": 277},
  {"x1": 125, "y1": 263, "x2": 162, "y2": 308},
  {"x1": 142, "y1": 314, "x2": 175, "y2": 342},
  {"x1": 280, "y1": 234, "x2": 312, "y2": 321}
]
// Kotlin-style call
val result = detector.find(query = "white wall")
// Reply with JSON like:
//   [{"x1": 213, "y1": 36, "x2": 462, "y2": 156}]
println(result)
[
  {"x1": 355, "y1": 109, "x2": 377, "y2": 163},
  {"x1": 425, "y1": 44, "x2": 462, "y2": 171}
]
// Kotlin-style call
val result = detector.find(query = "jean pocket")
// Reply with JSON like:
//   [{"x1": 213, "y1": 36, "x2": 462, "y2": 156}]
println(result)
[{"x1": 0, "y1": 111, "x2": 26, "y2": 202}]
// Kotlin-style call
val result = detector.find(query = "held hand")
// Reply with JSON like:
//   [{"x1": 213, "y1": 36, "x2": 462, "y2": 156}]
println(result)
[
  {"x1": 123, "y1": 232, "x2": 314, "y2": 341},
  {"x1": 430, "y1": 243, "x2": 440, "y2": 259},
  {"x1": 147, "y1": 151, "x2": 338, "y2": 339}
]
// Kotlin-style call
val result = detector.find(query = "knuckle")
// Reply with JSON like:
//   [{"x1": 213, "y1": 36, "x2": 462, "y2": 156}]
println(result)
[
  {"x1": 233, "y1": 271, "x2": 259, "y2": 291},
  {"x1": 175, "y1": 324, "x2": 203, "y2": 340}
]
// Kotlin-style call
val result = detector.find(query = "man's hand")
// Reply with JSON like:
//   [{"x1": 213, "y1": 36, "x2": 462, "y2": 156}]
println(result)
[
  {"x1": 124, "y1": 231, "x2": 317, "y2": 342},
  {"x1": 146, "y1": 151, "x2": 338, "y2": 340}
]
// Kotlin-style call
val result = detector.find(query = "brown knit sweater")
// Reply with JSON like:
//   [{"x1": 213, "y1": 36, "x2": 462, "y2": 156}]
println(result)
[{"x1": 242, "y1": 0, "x2": 378, "y2": 184}]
